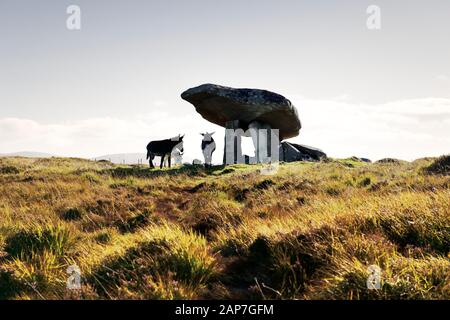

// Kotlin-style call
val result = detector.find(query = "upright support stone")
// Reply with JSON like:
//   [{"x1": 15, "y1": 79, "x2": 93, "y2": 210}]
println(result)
[
  {"x1": 223, "y1": 120, "x2": 242, "y2": 165},
  {"x1": 248, "y1": 121, "x2": 267, "y2": 163},
  {"x1": 248, "y1": 121, "x2": 279, "y2": 163}
]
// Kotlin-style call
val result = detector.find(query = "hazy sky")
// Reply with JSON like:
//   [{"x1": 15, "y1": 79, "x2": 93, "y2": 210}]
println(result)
[{"x1": 0, "y1": 0, "x2": 449, "y2": 161}]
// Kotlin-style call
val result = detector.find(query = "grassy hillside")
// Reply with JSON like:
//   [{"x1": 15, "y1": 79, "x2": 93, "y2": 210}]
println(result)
[{"x1": 0, "y1": 156, "x2": 448, "y2": 300}]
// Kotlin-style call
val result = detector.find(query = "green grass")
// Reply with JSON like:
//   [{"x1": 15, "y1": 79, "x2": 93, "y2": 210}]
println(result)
[{"x1": 0, "y1": 155, "x2": 448, "y2": 300}]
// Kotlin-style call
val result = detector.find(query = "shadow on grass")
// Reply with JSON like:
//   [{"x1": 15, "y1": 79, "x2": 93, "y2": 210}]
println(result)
[
  {"x1": 102, "y1": 164, "x2": 236, "y2": 179},
  {"x1": 0, "y1": 269, "x2": 27, "y2": 299}
]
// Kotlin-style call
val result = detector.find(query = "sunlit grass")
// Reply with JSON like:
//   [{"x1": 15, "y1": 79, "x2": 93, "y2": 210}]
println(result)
[{"x1": 0, "y1": 155, "x2": 448, "y2": 299}]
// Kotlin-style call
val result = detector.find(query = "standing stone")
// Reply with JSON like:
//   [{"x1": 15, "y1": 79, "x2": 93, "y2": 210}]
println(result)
[{"x1": 224, "y1": 120, "x2": 243, "y2": 164}]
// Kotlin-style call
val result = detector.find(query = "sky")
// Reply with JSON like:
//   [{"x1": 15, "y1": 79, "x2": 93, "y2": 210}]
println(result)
[{"x1": 0, "y1": 0, "x2": 449, "y2": 162}]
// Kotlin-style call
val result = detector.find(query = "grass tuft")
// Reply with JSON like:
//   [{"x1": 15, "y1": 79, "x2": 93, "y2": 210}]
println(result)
[{"x1": 5, "y1": 224, "x2": 74, "y2": 259}]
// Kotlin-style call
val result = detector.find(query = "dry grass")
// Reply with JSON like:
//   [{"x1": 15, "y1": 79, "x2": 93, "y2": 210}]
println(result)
[{"x1": 0, "y1": 156, "x2": 448, "y2": 300}]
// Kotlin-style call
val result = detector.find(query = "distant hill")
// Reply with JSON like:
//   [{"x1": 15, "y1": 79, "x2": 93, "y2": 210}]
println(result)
[
  {"x1": 93, "y1": 153, "x2": 194, "y2": 165},
  {"x1": 0, "y1": 151, "x2": 194, "y2": 165},
  {"x1": 92, "y1": 153, "x2": 148, "y2": 165},
  {"x1": 0, "y1": 151, "x2": 55, "y2": 158}
]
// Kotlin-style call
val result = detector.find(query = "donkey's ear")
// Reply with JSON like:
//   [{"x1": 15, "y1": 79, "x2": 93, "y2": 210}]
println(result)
[
  {"x1": 180, "y1": 134, "x2": 185, "y2": 139},
  {"x1": 200, "y1": 133, "x2": 204, "y2": 136},
  {"x1": 211, "y1": 132, "x2": 215, "y2": 135}
]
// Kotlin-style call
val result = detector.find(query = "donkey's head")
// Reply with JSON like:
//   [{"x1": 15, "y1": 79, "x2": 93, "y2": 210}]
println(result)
[
  {"x1": 200, "y1": 132, "x2": 215, "y2": 142},
  {"x1": 171, "y1": 134, "x2": 184, "y2": 154}
]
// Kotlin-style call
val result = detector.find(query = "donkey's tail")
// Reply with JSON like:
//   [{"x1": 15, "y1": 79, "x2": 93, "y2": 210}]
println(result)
[{"x1": 146, "y1": 150, "x2": 150, "y2": 160}]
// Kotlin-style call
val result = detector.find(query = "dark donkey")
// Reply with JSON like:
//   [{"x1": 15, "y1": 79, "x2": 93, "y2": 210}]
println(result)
[{"x1": 146, "y1": 134, "x2": 184, "y2": 169}]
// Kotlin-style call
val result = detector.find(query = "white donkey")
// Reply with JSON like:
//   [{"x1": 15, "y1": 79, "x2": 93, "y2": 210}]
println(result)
[{"x1": 201, "y1": 132, "x2": 216, "y2": 168}]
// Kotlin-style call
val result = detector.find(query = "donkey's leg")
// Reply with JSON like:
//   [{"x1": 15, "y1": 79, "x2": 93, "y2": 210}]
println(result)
[
  {"x1": 203, "y1": 150, "x2": 208, "y2": 168},
  {"x1": 168, "y1": 155, "x2": 171, "y2": 168},
  {"x1": 160, "y1": 154, "x2": 165, "y2": 169},
  {"x1": 205, "y1": 153, "x2": 211, "y2": 168},
  {"x1": 149, "y1": 154, "x2": 155, "y2": 168},
  {"x1": 209, "y1": 152, "x2": 214, "y2": 167}
]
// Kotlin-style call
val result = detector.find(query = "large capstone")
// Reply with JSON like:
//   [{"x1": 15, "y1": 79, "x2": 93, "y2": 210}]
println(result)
[{"x1": 181, "y1": 84, "x2": 301, "y2": 140}]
